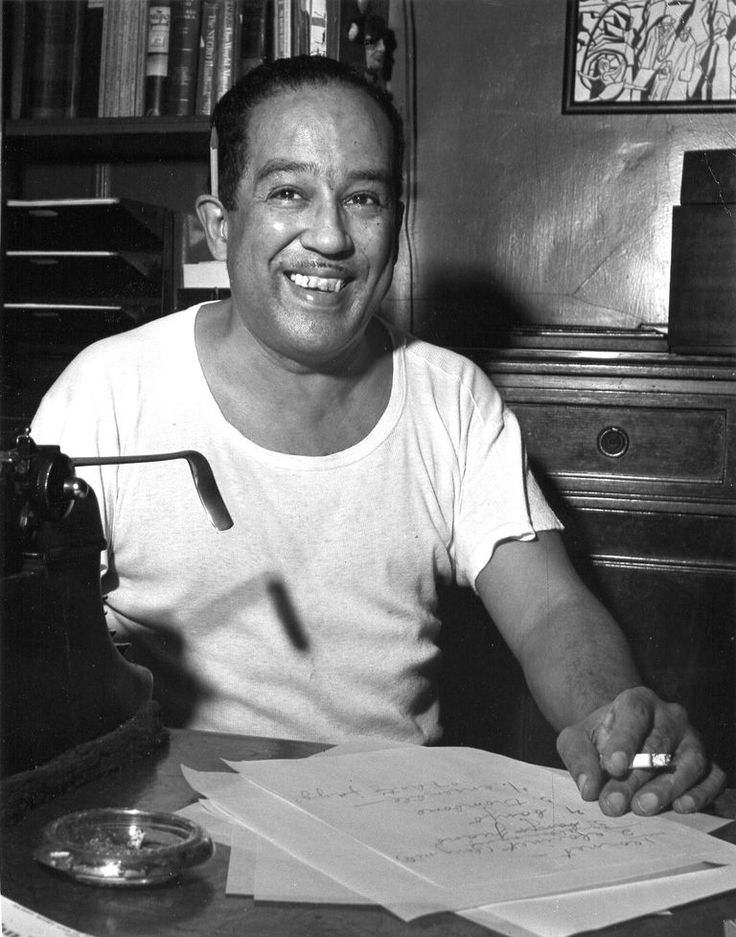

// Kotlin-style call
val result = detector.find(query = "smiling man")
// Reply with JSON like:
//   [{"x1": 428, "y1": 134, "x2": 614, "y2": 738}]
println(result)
[
  {"x1": 193, "y1": 63, "x2": 401, "y2": 455},
  {"x1": 31, "y1": 56, "x2": 724, "y2": 818}
]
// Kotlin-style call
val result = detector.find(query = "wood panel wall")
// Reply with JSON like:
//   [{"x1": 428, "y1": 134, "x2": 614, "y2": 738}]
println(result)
[{"x1": 385, "y1": 0, "x2": 736, "y2": 342}]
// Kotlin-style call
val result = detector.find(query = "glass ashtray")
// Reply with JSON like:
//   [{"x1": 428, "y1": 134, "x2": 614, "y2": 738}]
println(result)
[{"x1": 34, "y1": 808, "x2": 215, "y2": 887}]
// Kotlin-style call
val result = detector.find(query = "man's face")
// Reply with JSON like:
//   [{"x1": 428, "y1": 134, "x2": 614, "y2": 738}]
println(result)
[
  {"x1": 225, "y1": 83, "x2": 400, "y2": 370},
  {"x1": 365, "y1": 35, "x2": 386, "y2": 74}
]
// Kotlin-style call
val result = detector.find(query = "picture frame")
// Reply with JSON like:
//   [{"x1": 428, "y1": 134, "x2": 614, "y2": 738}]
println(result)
[{"x1": 563, "y1": 0, "x2": 736, "y2": 113}]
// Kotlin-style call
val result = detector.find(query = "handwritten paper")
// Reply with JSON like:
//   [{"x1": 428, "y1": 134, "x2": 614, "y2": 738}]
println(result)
[
  {"x1": 185, "y1": 794, "x2": 736, "y2": 937},
  {"x1": 183, "y1": 746, "x2": 736, "y2": 921},
  {"x1": 183, "y1": 763, "x2": 457, "y2": 919}
]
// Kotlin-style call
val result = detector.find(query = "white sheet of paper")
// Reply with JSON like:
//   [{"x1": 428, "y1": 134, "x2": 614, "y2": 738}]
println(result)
[
  {"x1": 183, "y1": 746, "x2": 736, "y2": 920},
  {"x1": 178, "y1": 795, "x2": 361, "y2": 903},
  {"x1": 218, "y1": 797, "x2": 736, "y2": 930},
  {"x1": 177, "y1": 800, "x2": 234, "y2": 845},
  {"x1": 254, "y1": 834, "x2": 367, "y2": 905},
  {"x1": 225, "y1": 826, "x2": 258, "y2": 895},
  {"x1": 182, "y1": 765, "x2": 457, "y2": 920},
  {"x1": 180, "y1": 741, "x2": 736, "y2": 936},
  {"x1": 463, "y1": 863, "x2": 736, "y2": 937},
  {"x1": 224, "y1": 747, "x2": 735, "y2": 894},
  {"x1": 0, "y1": 897, "x2": 96, "y2": 937},
  {"x1": 191, "y1": 796, "x2": 736, "y2": 937}
]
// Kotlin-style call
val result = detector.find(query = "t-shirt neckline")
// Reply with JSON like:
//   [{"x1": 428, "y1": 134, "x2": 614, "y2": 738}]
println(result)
[{"x1": 188, "y1": 303, "x2": 406, "y2": 469}]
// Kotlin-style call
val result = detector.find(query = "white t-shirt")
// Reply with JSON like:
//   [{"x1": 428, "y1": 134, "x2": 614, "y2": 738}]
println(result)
[{"x1": 32, "y1": 303, "x2": 561, "y2": 743}]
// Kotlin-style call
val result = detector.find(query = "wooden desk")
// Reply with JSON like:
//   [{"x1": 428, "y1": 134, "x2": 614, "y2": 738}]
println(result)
[{"x1": 2, "y1": 729, "x2": 736, "y2": 937}]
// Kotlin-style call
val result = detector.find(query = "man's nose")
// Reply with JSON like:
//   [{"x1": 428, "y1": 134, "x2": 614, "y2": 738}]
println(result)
[{"x1": 300, "y1": 199, "x2": 353, "y2": 255}]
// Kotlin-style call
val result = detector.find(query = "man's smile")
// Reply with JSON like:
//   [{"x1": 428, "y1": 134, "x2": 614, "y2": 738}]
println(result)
[{"x1": 288, "y1": 272, "x2": 348, "y2": 293}]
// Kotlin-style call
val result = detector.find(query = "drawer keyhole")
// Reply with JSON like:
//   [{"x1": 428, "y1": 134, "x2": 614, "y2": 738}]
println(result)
[{"x1": 597, "y1": 426, "x2": 630, "y2": 458}]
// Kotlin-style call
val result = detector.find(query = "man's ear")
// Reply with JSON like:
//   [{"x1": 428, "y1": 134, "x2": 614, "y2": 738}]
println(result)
[{"x1": 195, "y1": 194, "x2": 229, "y2": 261}]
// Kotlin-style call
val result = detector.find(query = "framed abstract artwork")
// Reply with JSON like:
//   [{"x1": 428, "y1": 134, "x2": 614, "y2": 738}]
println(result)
[{"x1": 563, "y1": 0, "x2": 736, "y2": 112}]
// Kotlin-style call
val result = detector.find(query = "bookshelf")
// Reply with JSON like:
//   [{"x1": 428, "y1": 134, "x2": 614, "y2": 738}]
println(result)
[
  {"x1": 1, "y1": 0, "x2": 392, "y2": 429},
  {"x1": 1, "y1": 110, "x2": 224, "y2": 434},
  {"x1": 3, "y1": 196, "x2": 176, "y2": 434},
  {"x1": 4, "y1": 117, "x2": 211, "y2": 162},
  {"x1": 2, "y1": 54, "x2": 219, "y2": 435}
]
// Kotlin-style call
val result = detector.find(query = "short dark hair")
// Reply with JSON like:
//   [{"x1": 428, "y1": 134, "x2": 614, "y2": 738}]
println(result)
[{"x1": 211, "y1": 55, "x2": 405, "y2": 209}]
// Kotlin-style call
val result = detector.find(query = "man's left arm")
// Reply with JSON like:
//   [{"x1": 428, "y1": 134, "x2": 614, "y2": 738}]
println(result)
[{"x1": 475, "y1": 528, "x2": 726, "y2": 816}]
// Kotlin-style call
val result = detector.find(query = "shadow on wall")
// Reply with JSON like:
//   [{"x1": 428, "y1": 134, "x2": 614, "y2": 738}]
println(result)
[
  {"x1": 415, "y1": 264, "x2": 539, "y2": 347},
  {"x1": 123, "y1": 621, "x2": 215, "y2": 729},
  {"x1": 436, "y1": 581, "x2": 561, "y2": 768}
]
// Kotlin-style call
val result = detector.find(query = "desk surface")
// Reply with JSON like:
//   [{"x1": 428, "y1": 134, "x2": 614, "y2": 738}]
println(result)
[{"x1": 2, "y1": 729, "x2": 736, "y2": 937}]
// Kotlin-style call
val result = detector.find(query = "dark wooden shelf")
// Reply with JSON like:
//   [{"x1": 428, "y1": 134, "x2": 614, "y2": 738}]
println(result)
[
  {"x1": 4, "y1": 117, "x2": 211, "y2": 163},
  {"x1": 468, "y1": 345, "x2": 736, "y2": 382}
]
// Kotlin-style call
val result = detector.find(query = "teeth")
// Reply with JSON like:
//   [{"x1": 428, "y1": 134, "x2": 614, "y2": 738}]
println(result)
[{"x1": 289, "y1": 273, "x2": 345, "y2": 292}]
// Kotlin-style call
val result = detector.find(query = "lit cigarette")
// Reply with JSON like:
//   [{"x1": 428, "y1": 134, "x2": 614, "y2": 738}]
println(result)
[{"x1": 629, "y1": 753, "x2": 672, "y2": 769}]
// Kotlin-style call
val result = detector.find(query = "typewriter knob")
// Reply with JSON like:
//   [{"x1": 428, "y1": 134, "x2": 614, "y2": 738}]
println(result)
[{"x1": 62, "y1": 477, "x2": 90, "y2": 501}]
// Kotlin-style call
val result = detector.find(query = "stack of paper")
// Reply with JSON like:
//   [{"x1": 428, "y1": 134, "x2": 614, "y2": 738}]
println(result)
[{"x1": 180, "y1": 742, "x2": 736, "y2": 937}]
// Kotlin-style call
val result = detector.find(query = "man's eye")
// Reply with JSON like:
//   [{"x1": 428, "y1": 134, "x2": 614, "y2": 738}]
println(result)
[
  {"x1": 346, "y1": 191, "x2": 385, "y2": 208},
  {"x1": 271, "y1": 188, "x2": 303, "y2": 201}
]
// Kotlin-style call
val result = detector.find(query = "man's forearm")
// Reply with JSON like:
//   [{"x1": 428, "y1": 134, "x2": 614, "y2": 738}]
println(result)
[
  {"x1": 477, "y1": 531, "x2": 723, "y2": 814},
  {"x1": 476, "y1": 530, "x2": 643, "y2": 732},
  {"x1": 517, "y1": 588, "x2": 642, "y2": 731}
]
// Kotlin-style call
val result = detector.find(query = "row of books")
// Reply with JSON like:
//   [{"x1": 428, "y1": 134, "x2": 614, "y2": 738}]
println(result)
[{"x1": 3, "y1": 0, "x2": 388, "y2": 120}]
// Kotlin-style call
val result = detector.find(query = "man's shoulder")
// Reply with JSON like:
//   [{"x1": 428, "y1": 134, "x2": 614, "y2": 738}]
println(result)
[
  {"x1": 31, "y1": 305, "x2": 204, "y2": 440},
  {"x1": 67, "y1": 305, "x2": 199, "y2": 372},
  {"x1": 99, "y1": 304, "x2": 197, "y2": 350},
  {"x1": 395, "y1": 327, "x2": 493, "y2": 394},
  {"x1": 382, "y1": 323, "x2": 503, "y2": 431}
]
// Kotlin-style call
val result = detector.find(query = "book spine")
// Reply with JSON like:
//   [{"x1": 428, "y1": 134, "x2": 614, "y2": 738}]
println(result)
[
  {"x1": 239, "y1": 0, "x2": 267, "y2": 76},
  {"x1": 66, "y1": 1, "x2": 87, "y2": 116},
  {"x1": 78, "y1": 1, "x2": 105, "y2": 118},
  {"x1": 273, "y1": 0, "x2": 291, "y2": 59},
  {"x1": 25, "y1": 1, "x2": 87, "y2": 119},
  {"x1": 166, "y1": 0, "x2": 202, "y2": 116},
  {"x1": 116, "y1": 0, "x2": 143, "y2": 116},
  {"x1": 135, "y1": 0, "x2": 152, "y2": 116},
  {"x1": 324, "y1": 0, "x2": 339, "y2": 60},
  {"x1": 145, "y1": 2, "x2": 172, "y2": 116},
  {"x1": 98, "y1": 0, "x2": 120, "y2": 116},
  {"x1": 195, "y1": 0, "x2": 220, "y2": 115},
  {"x1": 292, "y1": 0, "x2": 308, "y2": 56},
  {"x1": 6, "y1": 0, "x2": 30, "y2": 120},
  {"x1": 110, "y1": 0, "x2": 129, "y2": 115},
  {"x1": 119, "y1": 0, "x2": 136, "y2": 115},
  {"x1": 214, "y1": 0, "x2": 240, "y2": 102}
]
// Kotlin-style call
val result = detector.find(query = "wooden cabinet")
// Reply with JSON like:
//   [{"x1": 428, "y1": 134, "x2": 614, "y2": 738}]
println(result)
[{"x1": 457, "y1": 349, "x2": 735, "y2": 782}]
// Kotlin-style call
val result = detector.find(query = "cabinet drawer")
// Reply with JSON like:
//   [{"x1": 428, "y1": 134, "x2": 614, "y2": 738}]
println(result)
[
  {"x1": 560, "y1": 503, "x2": 736, "y2": 568},
  {"x1": 511, "y1": 401, "x2": 726, "y2": 486}
]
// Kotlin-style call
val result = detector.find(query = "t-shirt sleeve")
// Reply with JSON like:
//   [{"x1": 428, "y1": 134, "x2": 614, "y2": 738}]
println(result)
[
  {"x1": 452, "y1": 369, "x2": 562, "y2": 589},
  {"x1": 30, "y1": 348, "x2": 121, "y2": 578},
  {"x1": 32, "y1": 348, "x2": 116, "y2": 452}
]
